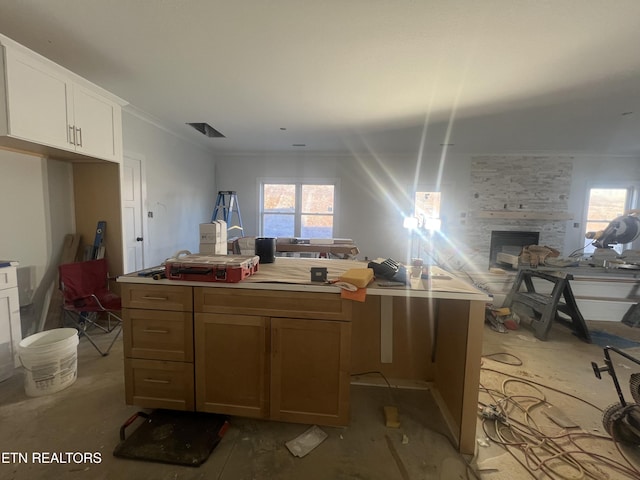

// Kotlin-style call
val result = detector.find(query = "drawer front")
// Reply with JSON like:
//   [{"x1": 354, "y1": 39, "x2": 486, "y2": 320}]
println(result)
[
  {"x1": 0, "y1": 266, "x2": 18, "y2": 290},
  {"x1": 194, "y1": 288, "x2": 352, "y2": 321},
  {"x1": 124, "y1": 358, "x2": 194, "y2": 411},
  {"x1": 121, "y1": 283, "x2": 193, "y2": 311},
  {"x1": 124, "y1": 309, "x2": 193, "y2": 362}
]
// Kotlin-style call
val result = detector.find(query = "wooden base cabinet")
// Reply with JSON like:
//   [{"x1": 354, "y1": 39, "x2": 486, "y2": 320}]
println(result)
[
  {"x1": 195, "y1": 313, "x2": 351, "y2": 427},
  {"x1": 122, "y1": 283, "x2": 352, "y2": 427}
]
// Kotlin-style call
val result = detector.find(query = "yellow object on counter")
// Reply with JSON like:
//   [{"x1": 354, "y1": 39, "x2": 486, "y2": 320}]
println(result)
[{"x1": 339, "y1": 268, "x2": 374, "y2": 288}]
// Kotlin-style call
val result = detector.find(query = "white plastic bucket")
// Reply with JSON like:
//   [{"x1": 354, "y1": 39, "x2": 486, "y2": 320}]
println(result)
[{"x1": 18, "y1": 328, "x2": 79, "y2": 397}]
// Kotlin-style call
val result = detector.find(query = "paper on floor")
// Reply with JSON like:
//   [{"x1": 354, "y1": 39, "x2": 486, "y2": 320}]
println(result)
[{"x1": 285, "y1": 425, "x2": 328, "y2": 458}]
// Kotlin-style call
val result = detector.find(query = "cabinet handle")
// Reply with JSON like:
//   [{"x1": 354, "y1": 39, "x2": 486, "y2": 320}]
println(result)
[
  {"x1": 143, "y1": 378, "x2": 170, "y2": 384},
  {"x1": 76, "y1": 127, "x2": 82, "y2": 147},
  {"x1": 68, "y1": 125, "x2": 76, "y2": 145},
  {"x1": 142, "y1": 328, "x2": 170, "y2": 334},
  {"x1": 141, "y1": 296, "x2": 169, "y2": 301}
]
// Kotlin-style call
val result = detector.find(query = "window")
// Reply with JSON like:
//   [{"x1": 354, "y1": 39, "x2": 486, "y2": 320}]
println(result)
[
  {"x1": 260, "y1": 181, "x2": 335, "y2": 238},
  {"x1": 414, "y1": 190, "x2": 441, "y2": 231},
  {"x1": 583, "y1": 187, "x2": 635, "y2": 254}
]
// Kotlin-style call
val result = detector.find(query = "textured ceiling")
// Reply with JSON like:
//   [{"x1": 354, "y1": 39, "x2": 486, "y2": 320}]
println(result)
[{"x1": 1, "y1": 0, "x2": 639, "y2": 157}]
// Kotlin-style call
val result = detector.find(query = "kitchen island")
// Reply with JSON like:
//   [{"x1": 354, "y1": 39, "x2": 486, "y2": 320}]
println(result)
[{"x1": 117, "y1": 257, "x2": 490, "y2": 455}]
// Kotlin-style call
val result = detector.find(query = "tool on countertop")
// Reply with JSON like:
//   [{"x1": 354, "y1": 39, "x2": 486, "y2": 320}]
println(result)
[{"x1": 137, "y1": 266, "x2": 165, "y2": 277}]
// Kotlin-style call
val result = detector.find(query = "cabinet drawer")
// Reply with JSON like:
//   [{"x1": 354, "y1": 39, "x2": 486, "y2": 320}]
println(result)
[
  {"x1": 123, "y1": 309, "x2": 193, "y2": 362},
  {"x1": 195, "y1": 288, "x2": 352, "y2": 321},
  {"x1": 124, "y1": 358, "x2": 194, "y2": 411},
  {"x1": 0, "y1": 266, "x2": 18, "y2": 290},
  {"x1": 121, "y1": 284, "x2": 192, "y2": 311}
]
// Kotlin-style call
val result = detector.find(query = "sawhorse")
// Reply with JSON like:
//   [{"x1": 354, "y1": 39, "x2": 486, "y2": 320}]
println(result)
[{"x1": 503, "y1": 269, "x2": 591, "y2": 342}]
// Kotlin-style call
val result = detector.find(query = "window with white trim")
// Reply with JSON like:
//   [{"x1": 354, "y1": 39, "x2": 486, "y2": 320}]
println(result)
[
  {"x1": 583, "y1": 186, "x2": 637, "y2": 254},
  {"x1": 260, "y1": 181, "x2": 336, "y2": 238}
]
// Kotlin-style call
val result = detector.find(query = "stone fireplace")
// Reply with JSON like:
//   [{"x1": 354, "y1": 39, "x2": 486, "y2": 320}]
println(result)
[{"x1": 463, "y1": 155, "x2": 573, "y2": 270}]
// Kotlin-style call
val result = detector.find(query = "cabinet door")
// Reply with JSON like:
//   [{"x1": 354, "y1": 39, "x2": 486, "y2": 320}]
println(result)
[
  {"x1": 72, "y1": 84, "x2": 119, "y2": 162},
  {"x1": 271, "y1": 318, "x2": 351, "y2": 426},
  {"x1": 0, "y1": 285, "x2": 20, "y2": 375},
  {"x1": 4, "y1": 49, "x2": 71, "y2": 150},
  {"x1": 195, "y1": 313, "x2": 269, "y2": 418}
]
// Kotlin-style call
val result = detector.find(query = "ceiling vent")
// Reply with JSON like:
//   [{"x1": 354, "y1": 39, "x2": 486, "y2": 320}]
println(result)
[{"x1": 187, "y1": 122, "x2": 225, "y2": 138}]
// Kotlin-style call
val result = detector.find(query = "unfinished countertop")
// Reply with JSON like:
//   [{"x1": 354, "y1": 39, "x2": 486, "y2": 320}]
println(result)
[{"x1": 118, "y1": 257, "x2": 490, "y2": 301}]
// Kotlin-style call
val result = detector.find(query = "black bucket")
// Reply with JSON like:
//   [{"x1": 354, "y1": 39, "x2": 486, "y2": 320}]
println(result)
[{"x1": 255, "y1": 237, "x2": 276, "y2": 264}]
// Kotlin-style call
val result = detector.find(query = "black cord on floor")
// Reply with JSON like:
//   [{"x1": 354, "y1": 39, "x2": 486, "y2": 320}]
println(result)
[{"x1": 482, "y1": 352, "x2": 523, "y2": 366}]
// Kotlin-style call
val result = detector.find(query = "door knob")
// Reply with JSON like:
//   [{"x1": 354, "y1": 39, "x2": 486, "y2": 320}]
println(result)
[{"x1": 136, "y1": 237, "x2": 143, "y2": 242}]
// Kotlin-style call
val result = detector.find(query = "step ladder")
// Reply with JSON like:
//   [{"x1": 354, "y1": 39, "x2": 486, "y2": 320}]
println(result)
[
  {"x1": 503, "y1": 269, "x2": 591, "y2": 342},
  {"x1": 212, "y1": 191, "x2": 244, "y2": 236},
  {"x1": 84, "y1": 220, "x2": 106, "y2": 260}
]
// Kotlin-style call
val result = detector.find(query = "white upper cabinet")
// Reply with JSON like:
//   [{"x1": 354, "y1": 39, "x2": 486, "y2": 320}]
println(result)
[
  {"x1": 70, "y1": 83, "x2": 121, "y2": 161},
  {"x1": 0, "y1": 37, "x2": 125, "y2": 163},
  {"x1": 4, "y1": 50, "x2": 71, "y2": 151}
]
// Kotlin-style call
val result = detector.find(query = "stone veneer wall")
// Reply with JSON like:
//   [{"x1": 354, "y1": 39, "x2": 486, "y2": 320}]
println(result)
[{"x1": 464, "y1": 156, "x2": 573, "y2": 265}]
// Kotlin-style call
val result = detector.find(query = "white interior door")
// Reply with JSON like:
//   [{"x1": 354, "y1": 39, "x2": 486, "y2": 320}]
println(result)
[{"x1": 122, "y1": 154, "x2": 145, "y2": 273}]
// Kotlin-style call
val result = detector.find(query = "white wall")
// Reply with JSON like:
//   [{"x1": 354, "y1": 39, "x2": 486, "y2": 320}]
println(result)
[
  {"x1": 0, "y1": 150, "x2": 74, "y2": 335},
  {"x1": 0, "y1": 150, "x2": 49, "y2": 286},
  {"x1": 215, "y1": 152, "x2": 640, "y2": 265},
  {"x1": 215, "y1": 152, "x2": 472, "y2": 262},
  {"x1": 122, "y1": 110, "x2": 217, "y2": 267}
]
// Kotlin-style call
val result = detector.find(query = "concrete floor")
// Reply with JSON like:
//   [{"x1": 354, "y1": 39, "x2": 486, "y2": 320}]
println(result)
[{"x1": 1, "y1": 318, "x2": 640, "y2": 479}]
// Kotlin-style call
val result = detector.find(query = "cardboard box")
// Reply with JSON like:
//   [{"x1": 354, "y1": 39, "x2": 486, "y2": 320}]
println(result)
[
  {"x1": 218, "y1": 220, "x2": 227, "y2": 245},
  {"x1": 199, "y1": 243, "x2": 227, "y2": 255},
  {"x1": 199, "y1": 221, "x2": 227, "y2": 244},
  {"x1": 199, "y1": 222, "x2": 220, "y2": 243}
]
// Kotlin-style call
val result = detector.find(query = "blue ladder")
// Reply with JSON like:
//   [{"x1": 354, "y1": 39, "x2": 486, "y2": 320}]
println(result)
[{"x1": 212, "y1": 191, "x2": 244, "y2": 236}]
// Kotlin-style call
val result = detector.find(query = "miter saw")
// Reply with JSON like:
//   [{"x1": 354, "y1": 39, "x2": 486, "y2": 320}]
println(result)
[
  {"x1": 585, "y1": 210, "x2": 640, "y2": 265},
  {"x1": 586, "y1": 210, "x2": 640, "y2": 249}
]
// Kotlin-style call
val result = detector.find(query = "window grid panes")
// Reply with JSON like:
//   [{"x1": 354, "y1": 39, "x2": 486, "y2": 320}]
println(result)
[{"x1": 261, "y1": 183, "x2": 335, "y2": 238}]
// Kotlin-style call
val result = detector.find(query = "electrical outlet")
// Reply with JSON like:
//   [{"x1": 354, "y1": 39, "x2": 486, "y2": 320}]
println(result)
[{"x1": 148, "y1": 211, "x2": 154, "y2": 218}]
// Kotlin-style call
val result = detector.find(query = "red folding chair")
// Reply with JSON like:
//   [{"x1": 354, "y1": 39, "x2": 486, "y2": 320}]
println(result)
[{"x1": 59, "y1": 258, "x2": 122, "y2": 356}]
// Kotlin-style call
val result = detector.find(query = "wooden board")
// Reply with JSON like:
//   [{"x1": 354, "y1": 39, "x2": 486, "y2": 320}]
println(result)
[
  {"x1": 43, "y1": 233, "x2": 81, "y2": 331},
  {"x1": 476, "y1": 210, "x2": 573, "y2": 220}
]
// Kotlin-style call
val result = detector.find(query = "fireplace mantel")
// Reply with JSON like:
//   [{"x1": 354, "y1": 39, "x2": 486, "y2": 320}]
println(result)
[{"x1": 476, "y1": 211, "x2": 573, "y2": 221}]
